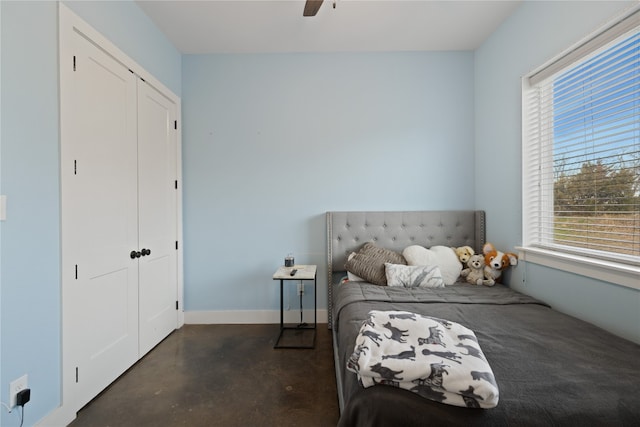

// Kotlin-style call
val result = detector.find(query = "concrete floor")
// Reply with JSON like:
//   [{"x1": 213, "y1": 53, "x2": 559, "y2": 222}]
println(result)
[{"x1": 69, "y1": 324, "x2": 340, "y2": 427}]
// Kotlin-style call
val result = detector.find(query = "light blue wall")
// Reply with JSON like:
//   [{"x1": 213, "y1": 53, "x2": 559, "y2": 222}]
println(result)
[
  {"x1": 0, "y1": 1, "x2": 180, "y2": 425},
  {"x1": 182, "y1": 52, "x2": 475, "y2": 313},
  {"x1": 475, "y1": 0, "x2": 640, "y2": 343},
  {"x1": 1, "y1": 4, "x2": 60, "y2": 425}
]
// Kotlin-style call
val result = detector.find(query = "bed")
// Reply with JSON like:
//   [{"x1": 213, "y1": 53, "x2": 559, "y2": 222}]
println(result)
[{"x1": 327, "y1": 210, "x2": 640, "y2": 426}]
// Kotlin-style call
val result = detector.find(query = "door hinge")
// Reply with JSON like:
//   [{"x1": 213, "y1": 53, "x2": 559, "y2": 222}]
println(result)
[
  {"x1": 174, "y1": 120, "x2": 177, "y2": 130},
  {"x1": 75, "y1": 264, "x2": 78, "y2": 280},
  {"x1": 175, "y1": 301, "x2": 179, "y2": 310},
  {"x1": 175, "y1": 241, "x2": 179, "y2": 250},
  {"x1": 174, "y1": 180, "x2": 178, "y2": 190},
  {"x1": 74, "y1": 160, "x2": 77, "y2": 175},
  {"x1": 75, "y1": 367, "x2": 79, "y2": 383},
  {"x1": 73, "y1": 55, "x2": 76, "y2": 71}
]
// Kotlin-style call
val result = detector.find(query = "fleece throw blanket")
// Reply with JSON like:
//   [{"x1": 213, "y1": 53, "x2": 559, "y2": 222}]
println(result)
[{"x1": 347, "y1": 310, "x2": 499, "y2": 409}]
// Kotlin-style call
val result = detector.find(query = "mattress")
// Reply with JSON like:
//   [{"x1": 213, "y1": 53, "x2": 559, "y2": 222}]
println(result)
[{"x1": 333, "y1": 281, "x2": 640, "y2": 426}]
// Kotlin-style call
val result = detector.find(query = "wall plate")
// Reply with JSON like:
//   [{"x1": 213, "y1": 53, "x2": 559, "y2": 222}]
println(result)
[
  {"x1": 9, "y1": 374, "x2": 28, "y2": 408},
  {"x1": 0, "y1": 195, "x2": 6, "y2": 220}
]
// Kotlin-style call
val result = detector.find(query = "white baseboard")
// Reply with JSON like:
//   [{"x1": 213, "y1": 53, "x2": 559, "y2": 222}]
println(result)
[
  {"x1": 35, "y1": 403, "x2": 76, "y2": 427},
  {"x1": 184, "y1": 309, "x2": 328, "y2": 325}
]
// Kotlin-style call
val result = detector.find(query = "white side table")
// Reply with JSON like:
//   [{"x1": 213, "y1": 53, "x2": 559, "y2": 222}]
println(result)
[{"x1": 272, "y1": 265, "x2": 317, "y2": 349}]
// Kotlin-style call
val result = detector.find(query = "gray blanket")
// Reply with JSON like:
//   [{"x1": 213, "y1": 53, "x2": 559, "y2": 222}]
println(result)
[{"x1": 334, "y1": 282, "x2": 640, "y2": 426}]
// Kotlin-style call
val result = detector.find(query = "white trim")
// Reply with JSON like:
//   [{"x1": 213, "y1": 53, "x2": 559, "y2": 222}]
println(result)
[
  {"x1": 176, "y1": 104, "x2": 184, "y2": 329},
  {"x1": 184, "y1": 309, "x2": 329, "y2": 325},
  {"x1": 516, "y1": 246, "x2": 640, "y2": 290},
  {"x1": 35, "y1": 405, "x2": 76, "y2": 427}
]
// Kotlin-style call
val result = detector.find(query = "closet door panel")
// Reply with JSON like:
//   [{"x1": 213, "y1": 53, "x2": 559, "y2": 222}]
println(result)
[
  {"x1": 62, "y1": 32, "x2": 139, "y2": 409},
  {"x1": 137, "y1": 80, "x2": 178, "y2": 356}
]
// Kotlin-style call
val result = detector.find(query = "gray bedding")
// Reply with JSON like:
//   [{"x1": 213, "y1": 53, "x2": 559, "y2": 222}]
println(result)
[{"x1": 334, "y1": 281, "x2": 640, "y2": 426}]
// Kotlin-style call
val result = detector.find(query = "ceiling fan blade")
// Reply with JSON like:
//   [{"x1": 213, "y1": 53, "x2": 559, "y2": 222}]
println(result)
[{"x1": 303, "y1": 0, "x2": 323, "y2": 17}]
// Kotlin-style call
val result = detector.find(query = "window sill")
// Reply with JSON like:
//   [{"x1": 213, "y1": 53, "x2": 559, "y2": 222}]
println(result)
[{"x1": 516, "y1": 246, "x2": 640, "y2": 291}]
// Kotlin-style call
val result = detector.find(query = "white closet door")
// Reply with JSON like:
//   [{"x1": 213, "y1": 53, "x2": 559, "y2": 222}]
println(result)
[
  {"x1": 62, "y1": 32, "x2": 139, "y2": 409},
  {"x1": 137, "y1": 80, "x2": 178, "y2": 356}
]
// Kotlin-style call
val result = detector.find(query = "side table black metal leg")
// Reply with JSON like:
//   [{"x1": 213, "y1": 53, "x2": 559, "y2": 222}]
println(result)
[
  {"x1": 274, "y1": 279, "x2": 285, "y2": 349},
  {"x1": 313, "y1": 274, "x2": 317, "y2": 347},
  {"x1": 280, "y1": 279, "x2": 284, "y2": 330}
]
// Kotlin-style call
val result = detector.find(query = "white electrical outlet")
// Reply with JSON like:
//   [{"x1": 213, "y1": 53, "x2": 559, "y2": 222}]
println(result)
[
  {"x1": 9, "y1": 374, "x2": 28, "y2": 408},
  {"x1": 0, "y1": 195, "x2": 6, "y2": 221}
]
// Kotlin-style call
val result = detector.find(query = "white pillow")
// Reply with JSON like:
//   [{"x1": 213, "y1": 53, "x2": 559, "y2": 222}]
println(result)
[
  {"x1": 402, "y1": 245, "x2": 462, "y2": 285},
  {"x1": 346, "y1": 252, "x2": 365, "y2": 281},
  {"x1": 402, "y1": 245, "x2": 437, "y2": 266},
  {"x1": 347, "y1": 272, "x2": 364, "y2": 281},
  {"x1": 385, "y1": 263, "x2": 445, "y2": 288}
]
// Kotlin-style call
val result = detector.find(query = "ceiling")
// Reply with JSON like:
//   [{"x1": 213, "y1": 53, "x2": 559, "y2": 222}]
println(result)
[{"x1": 135, "y1": 0, "x2": 522, "y2": 54}]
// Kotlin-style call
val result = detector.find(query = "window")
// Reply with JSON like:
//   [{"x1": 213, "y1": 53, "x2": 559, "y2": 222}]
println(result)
[{"x1": 522, "y1": 9, "x2": 640, "y2": 286}]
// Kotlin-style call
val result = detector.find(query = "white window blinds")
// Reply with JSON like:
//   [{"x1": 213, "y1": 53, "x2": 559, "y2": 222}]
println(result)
[{"x1": 523, "y1": 12, "x2": 640, "y2": 266}]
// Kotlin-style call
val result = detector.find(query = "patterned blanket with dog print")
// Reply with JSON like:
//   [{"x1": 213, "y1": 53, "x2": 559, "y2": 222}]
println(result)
[{"x1": 347, "y1": 310, "x2": 499, "y2": 408}]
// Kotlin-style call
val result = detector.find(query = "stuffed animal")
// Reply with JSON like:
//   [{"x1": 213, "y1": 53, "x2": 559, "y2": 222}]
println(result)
[
  {"x1": 482, "y1": 242, "x2": 518, "y2": 285},
  {"x1": 453, "y1": 246, "x2": 475, "y2": 266},
  {"x1": 460, "y1": 254, "x2": 493, "y2": 286}
]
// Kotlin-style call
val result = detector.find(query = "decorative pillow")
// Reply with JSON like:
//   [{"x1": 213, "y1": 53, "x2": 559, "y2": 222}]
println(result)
[
  {"x1": 384, "y1": 263, "x2": 445, "y2": 288},
  {"x1": 402, "y1": 245, "x2": 462, "y2": 285},
  {"x1": 345, "y1": 242, "x2": 406, "y2": 286}
]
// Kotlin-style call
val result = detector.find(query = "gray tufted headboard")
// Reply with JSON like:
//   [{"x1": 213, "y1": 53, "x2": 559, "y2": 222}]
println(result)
[{"x1": 326, "y1": 210, "x2": 485, "y2": 327}]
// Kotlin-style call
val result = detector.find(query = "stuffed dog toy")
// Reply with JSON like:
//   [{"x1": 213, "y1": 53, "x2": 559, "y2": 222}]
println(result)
[
  {"x1": 452, "y1": 246, "x2": 475, "y2": 266},
  {"x1": 483, "y1": 242, "x2": 518, "y2": 285},
  {"x1": 460, "y1": 254, "x2": 493, "y2": 286}
]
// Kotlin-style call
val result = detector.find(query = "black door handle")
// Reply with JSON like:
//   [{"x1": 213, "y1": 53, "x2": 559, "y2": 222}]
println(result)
[
  {"x1": 130, "y1": 250, "x2": 141, "y2": 259},
  {"x1": 141, "y1": 248, "x2": 151, "y2": 256}
]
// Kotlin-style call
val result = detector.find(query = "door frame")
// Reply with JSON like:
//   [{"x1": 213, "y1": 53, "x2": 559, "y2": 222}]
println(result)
[{"x1": 52, "y1": 4, "x2": 183, "y2": 425}]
